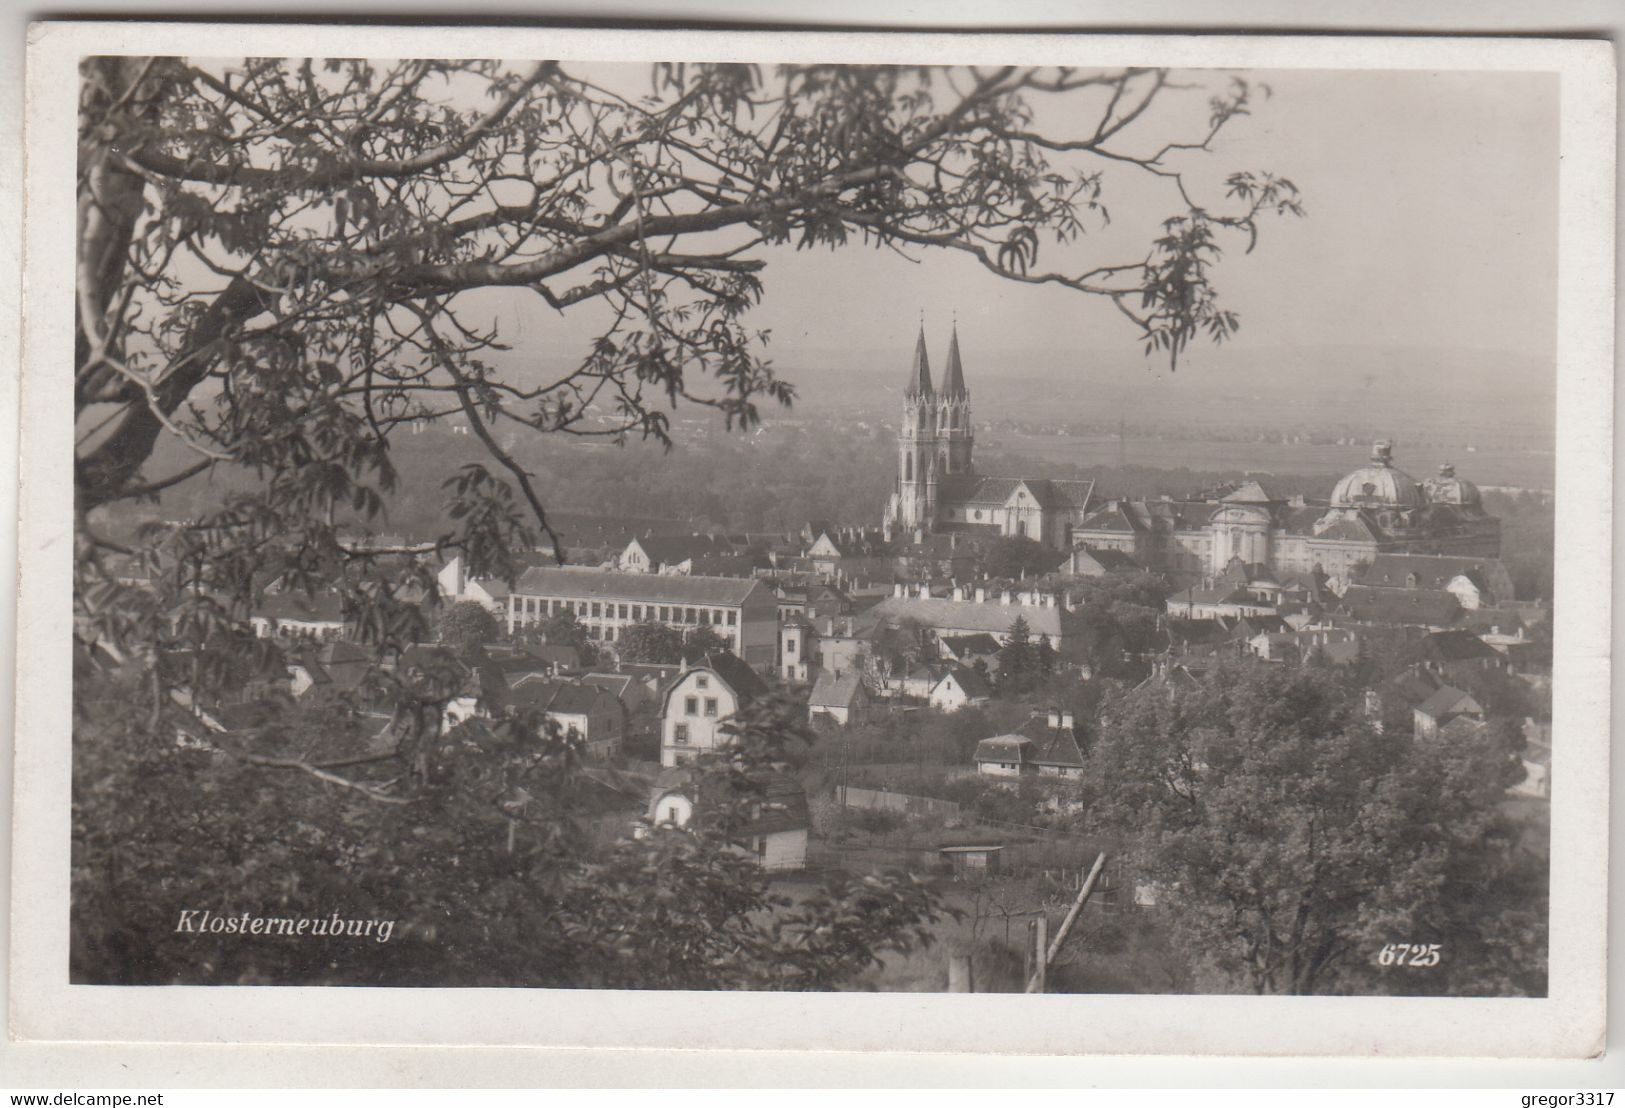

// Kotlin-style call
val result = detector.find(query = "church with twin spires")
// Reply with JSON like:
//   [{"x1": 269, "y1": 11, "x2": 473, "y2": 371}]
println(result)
[
  {"x1": 881, "y1": 324, "x2": 1502, "y2": 586},
  {"x1": 881, "y1": 324, "x2": 1095, "y2": 548}
]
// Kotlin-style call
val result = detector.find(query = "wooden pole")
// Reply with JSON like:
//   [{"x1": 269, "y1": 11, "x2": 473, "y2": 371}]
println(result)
[
  {"x1": 948, "y1": 954, "x2": 974, "y2": 993},
  {"x1": 1046, "y1": 852, "x2": 1108, "y2": 966},
  {"x1": 1025, "y1": 852, "x2": 1108, "y2": 993},
  {"x1": 1030, "y1": 915, "x2": 1048, "y2": 993}
]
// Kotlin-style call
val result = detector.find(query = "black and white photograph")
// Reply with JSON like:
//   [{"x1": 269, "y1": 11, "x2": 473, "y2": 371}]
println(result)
[{"x1": 13, "y1": 23, "x2": 1612, "y2": 1059}]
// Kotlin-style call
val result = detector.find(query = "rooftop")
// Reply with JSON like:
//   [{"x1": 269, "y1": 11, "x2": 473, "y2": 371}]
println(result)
[{"x1": 513, "y1": 566, "x2": 768, "y2": 606}]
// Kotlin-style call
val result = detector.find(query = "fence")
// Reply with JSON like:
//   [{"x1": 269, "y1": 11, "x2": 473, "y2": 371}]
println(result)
[{"x1": 836, "y1": 785, "x2": 962, "y2": 819}]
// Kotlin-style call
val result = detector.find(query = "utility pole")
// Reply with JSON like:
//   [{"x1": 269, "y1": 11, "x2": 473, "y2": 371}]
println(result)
[{"x1": 1025, "y1": 852, "x2": 1108, "y2": 994}]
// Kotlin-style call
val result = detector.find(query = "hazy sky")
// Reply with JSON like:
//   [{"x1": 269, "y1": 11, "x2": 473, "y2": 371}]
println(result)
[{"x1": 482, "y1": 66, "x2": 1559, "y2": 386}]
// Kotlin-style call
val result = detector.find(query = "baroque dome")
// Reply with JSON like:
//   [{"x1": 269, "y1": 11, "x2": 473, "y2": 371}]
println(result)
[
  {"x1": 1330, "y1": 441, "x2": 1425, "y2": 509},
  {"x1": 1422, "y1": 462, "x2": 1482, "y2": 508}
]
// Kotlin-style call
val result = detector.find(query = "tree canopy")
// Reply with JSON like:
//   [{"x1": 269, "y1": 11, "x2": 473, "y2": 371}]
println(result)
[
  {"x1": 72, "y1": 57, "x2": 1304, "y2": 990},
  {"x1": 435, "y1": 599, "x2": 500, "y2": 653},
  {"x1": 1082, "y1": 660, "x2": 1543, "y2": 996}
]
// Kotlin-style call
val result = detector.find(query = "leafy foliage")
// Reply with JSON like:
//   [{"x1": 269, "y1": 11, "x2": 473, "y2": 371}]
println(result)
[
  {"x1": 72, "y1": 57, "x2": 1302, "y2": 991},
  {"x1": 435, "y1": 600, "x2": 499, "y2": 653},
  {"x1": 72, "y1": 683, "x2": 947, "y2": 989},
  {"x1": 1082, "y1": 660, "x2": 1545, "y2": 996}
]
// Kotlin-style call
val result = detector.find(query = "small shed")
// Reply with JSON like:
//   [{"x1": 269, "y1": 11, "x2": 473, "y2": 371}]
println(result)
[{"x1": 938, "y1": 842, "x2": 1004, "y2": 880}]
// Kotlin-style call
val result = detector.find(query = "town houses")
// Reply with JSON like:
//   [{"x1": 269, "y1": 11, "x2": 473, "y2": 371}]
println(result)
[{"x1": 154, "y1": 325, "x2": 1551, "y2": 887}]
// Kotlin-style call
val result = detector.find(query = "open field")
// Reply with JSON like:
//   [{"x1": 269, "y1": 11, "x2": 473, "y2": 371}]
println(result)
[{"x1": 988, "y1": 432, "x2": 1555, "y2": 491}]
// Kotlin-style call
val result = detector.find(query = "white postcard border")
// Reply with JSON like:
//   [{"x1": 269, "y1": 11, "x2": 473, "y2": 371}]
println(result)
[{"x1": 14, "y1": 23, "x2": 1614, "y2": 1057}]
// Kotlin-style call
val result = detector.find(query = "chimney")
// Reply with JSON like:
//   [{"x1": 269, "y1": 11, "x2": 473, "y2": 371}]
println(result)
[
  {"x1": 1061, "y1": 710, "x2": 1074, "y2": 731},
  {"x1": 1048, "y1": 708, "x2": 1061, "y2": 729}
]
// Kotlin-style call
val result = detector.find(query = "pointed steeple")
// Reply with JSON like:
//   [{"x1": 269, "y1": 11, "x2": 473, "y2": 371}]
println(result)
[
  {"x1": 942, "y1": 321, "x2": 968, "y2": 398},
  {"x1": 904, "y1": 324, "x2": 933, "y2": 397}
]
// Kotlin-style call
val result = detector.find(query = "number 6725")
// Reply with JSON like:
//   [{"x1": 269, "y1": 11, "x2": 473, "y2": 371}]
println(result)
[{"x1": 1377, "y1": 942, "x2": 1441, "y2": 967}]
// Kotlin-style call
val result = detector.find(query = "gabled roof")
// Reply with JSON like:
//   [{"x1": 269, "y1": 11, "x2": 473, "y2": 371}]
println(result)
[
  {"x1": 1420, "y1": 629, "x2": 1498, "y2": 663},
  {"x1": 663, "y1": 652, "x2": 767, "y2": 717},
  {"x1": 648, "y1": 768, "x2": 810, "y2": 836},
  {"x1": 1354, "y1": 554, "x2": 1513, "y2": 596},
  {"x1": 508, "y1": 679, "x2": 622, "y2": 717},
  {"x1": 809, "y1": 669, "x2": 868, "y2": 708},
  {"x1": 1017, "y1": 716, "x2": 1085, "y2": 768},
  {"x1": 513, "y1": 566, "x2": 768, "y2": 606},
  {"x1": 932, "y1": 663, "x2": 991, "y2": 700},
  {"x1": 1380, "y1": 666, "x2": 1443, "y2": 709},
  {"x1": 1415, "y1": 686, "x2": 1482, "y2": 722},
  {"x1": 580, "y1": 672, "x2": 636, "y2": 702},
  {"x1": 631, "y1": 533, "x2": 733, "y2": 565},
  {"x1": 1071, "y1": 547, "x2": 1141, "y2": 572},
  {"x1": 1220, "y1": 480, "x2": 1275, "y2": 504},
  {"x1": 1335, "y1": 585, "x2": 1461, "y2": 627},
  {"x1": 941, "y1": 632, "x2": 1001, "y2": 657}
]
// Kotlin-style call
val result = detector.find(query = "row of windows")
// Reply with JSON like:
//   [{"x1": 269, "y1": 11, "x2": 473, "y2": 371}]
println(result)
[
  {"x1": 512, "y1": 596, "x2": 739, "y2": 626},
  {"x1": 683, "y1": 696, "x2": 720, "y2": 718}
]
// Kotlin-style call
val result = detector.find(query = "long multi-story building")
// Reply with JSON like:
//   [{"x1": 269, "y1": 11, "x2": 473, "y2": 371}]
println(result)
[
  {"x1": 1071, "y1": 442, "x2": 1501, "y2": 588},
  {"x1": 505, "y1": 567, "x2": 779, "y2": 670}
]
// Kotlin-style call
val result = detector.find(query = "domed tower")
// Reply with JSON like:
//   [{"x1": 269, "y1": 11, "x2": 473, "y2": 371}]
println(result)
[
  {"x1": 892, "y1": 324, "x2": 938, "y2": 535},
  {"x1": 937, "y1": 323, "x2": 975, "y2": 477},
  {"x1": 1423, "y1": 462, "x2": 1485, "y2": 515},
  {"x1": 1324, "y1": 439, "x2": 1426, "y2": 536}
]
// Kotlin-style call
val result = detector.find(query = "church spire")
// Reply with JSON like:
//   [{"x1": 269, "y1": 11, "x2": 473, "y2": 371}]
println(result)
[
  {"x1": 942, "y1": 320, "x2": 968, "y2": 398},
  {"x1": 904, "y1": 322, "x2": 934, "y2": 397}
]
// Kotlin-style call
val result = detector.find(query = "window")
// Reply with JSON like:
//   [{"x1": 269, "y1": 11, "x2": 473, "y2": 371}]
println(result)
[
  {"x1": 685, "y1": 696, "x2": 699, "y2": 716},
  {"x1": 660, "y1": 606, "x2": 670, "y2": 621},
  {"x1": 685, "y1": 607, "x2": 697, "y2": 623},
  {"x1": 727, "y1": 611, "x2": 736, "y2": 626},
  {"x1": 666, "y1": 805, "x2": 681, "y2": 823},
  {"x1": 591, "y1": 602, "x2": 602, "y2": 618},
  {"x1": 699, "y1": 609, "x2": 710, "y2": 625},
  {"x1": 786, "y1": 637, "x2": 797, "y2": 655},
  {"x1": 618, "y1": 604, "x2": 628, "y2": 619},
  {"x1": 697, "y1": 675, "x2": 709, "y2": 690},
  {"x1": 674, "y1": 724, "x2": 689, "y2": 744},
  {"x1": 974, "y1": 510, "x2": 983, "y2": 521},
  {"x1": 704, "y1": 698, "x2": 718, "y2": 717}
]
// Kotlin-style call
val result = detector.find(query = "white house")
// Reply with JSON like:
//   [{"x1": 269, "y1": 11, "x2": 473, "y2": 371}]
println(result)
[
  {"x1": 779, "y1": 613, "x2": 815, "y2": 683},
  {"x1": 807, "y1": 670, "x2": 871, "y2": 727},
  {"x1": 508, "y1": 678, "x2": 628, "y2": 759},
  {"x1": 973, "y1": 735, "x2": 1034, "y2": 777},
  {"x1": 928, "y1": 664, "x2": 992, "y2": 713},
  {"x1": 642, "y1": 767, "x2": 808, "y2": 871},
  {"x1": 659, "y1": 652, "x2": 767, "y2": 767},
  {"x1": 437, "y1": 555, "x2": 510, "y2": 615}
]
